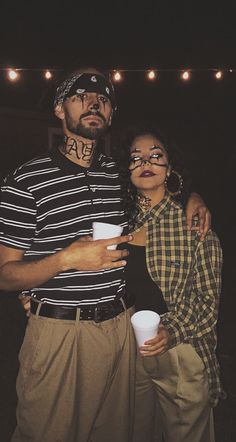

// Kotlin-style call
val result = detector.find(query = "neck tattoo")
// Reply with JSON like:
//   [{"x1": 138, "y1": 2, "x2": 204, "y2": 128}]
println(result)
[{"x1": 61, "y1": 136, "x2": 95, "y2": 164}]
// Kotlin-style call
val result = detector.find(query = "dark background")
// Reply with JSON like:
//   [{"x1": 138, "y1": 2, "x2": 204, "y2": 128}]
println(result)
[{"x1": 0, "y1": 2, "x2": 236, "y2": 440}]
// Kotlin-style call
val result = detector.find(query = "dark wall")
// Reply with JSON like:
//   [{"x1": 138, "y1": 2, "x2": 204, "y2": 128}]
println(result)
[{"x1": 0, "y1": 107, "x2": 59, "y2": 181}]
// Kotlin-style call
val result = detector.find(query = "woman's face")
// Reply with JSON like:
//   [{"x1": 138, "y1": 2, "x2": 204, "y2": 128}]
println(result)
[{"x1": 129, "y1": 134, "x2": 170, "y2": 194}]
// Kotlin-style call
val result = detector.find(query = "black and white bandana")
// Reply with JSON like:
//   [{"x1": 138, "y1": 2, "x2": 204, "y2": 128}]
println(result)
[{"x1": 54, "y1": 73, "x2": 117, "y2": 110}]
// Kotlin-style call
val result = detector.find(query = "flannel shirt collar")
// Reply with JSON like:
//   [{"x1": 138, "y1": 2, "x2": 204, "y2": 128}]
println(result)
[{"x1": 133, "y1": 193, "x2": 182, "y2": 231}]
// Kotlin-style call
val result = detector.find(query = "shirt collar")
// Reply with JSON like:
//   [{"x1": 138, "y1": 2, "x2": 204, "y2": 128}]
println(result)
[{"x1": 134, "y1": 194, "x2": 182, "y2": 229}]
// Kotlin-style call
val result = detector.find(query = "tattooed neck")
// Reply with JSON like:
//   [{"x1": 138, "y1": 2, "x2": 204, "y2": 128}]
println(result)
[{"x1": 60, "y1": 136, "x2": 96, "y2": 165}]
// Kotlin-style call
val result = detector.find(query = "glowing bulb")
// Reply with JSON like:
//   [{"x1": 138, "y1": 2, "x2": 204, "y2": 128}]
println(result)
[
  {"x1": 215, "y1": 70, "x2": 223, "y2": 80},
  {"x1": 181, "y1": 71, "x2": 190, "y2": 81},
  {"x1": 229, "y1": 69, "x2": 233, "y2": 73},
  {"x1": 8, "y1": 69, "x2": 19, "y2": 81},
  {"x1": 113, "y1": 71, "x2": 122, "y2": 82},
  {"x1": 45, "y1": 70, "x2": 52, "y2": 79},
  {"x1": 147, "y1": 70, "x2": 156, "y2": 80}
]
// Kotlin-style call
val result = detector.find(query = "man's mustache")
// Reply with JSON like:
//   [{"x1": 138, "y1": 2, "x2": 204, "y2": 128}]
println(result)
[{"x1": 80, "y1": 111, "x2": 106, "y2": 123}]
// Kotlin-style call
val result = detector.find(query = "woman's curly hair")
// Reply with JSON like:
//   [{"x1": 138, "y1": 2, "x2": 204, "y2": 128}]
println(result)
[{"x1": 113, "y1": 124, "x2": 191, "y2": 230}]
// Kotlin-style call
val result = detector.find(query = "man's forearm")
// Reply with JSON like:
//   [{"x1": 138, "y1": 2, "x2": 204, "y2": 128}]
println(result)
[
  {"x1": 0, "y1": 235, "x2": 131, "y2": 291},
  {"x1": 0, "y1": 251, "x2": 66, "y2": 291}
]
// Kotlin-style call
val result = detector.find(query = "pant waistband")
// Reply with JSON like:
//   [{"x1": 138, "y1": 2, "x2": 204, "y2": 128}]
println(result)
[{"x1": 30, "y1": 295, "x2": 135, "y2": 323}]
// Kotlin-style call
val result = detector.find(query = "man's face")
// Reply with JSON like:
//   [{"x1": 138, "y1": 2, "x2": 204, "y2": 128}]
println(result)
[{"x1": 62, "y1": 91, "x2": 112, "y2": 140}]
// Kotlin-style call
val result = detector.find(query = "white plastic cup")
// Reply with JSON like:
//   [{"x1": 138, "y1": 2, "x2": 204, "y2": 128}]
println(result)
[
  {"x1": 92, "y1": 222, "x2": 124, "y2": 250},
  {"x1": 131, "y1": 310, "x2": 160, "y2": 347}
]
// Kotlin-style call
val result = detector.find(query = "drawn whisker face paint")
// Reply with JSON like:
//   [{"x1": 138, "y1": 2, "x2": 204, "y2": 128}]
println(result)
[{"x1": 129, "y1": 145, "x2": 169, "y2": 171}]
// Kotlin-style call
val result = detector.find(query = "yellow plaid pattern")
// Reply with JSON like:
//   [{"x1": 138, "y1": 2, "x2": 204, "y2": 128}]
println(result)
[{"x1": 133, "y1": 194, "x2": 224, "y2": 406}]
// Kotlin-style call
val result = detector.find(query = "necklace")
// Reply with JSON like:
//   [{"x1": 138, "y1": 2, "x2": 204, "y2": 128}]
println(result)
[{"x1": 136, "y1": 193, "x2": 152, "y2": 213}]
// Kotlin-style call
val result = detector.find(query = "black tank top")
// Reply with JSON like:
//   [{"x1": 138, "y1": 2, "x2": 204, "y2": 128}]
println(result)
[{"x1": 125, "y1": 243, "x2": 168, "y2": 314}]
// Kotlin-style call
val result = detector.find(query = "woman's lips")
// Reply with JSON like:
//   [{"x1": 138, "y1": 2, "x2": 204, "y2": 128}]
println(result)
[{"x1": 140, "y1": 171, "x2": 156, "y2": 177}]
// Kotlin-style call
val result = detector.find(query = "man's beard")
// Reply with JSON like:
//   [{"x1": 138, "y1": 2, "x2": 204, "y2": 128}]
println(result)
[{"x1": 65, "y1": 112, "x2": 109, "y2": 140}]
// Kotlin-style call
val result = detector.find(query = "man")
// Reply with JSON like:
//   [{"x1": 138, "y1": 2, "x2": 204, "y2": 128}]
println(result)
[{"x1": 0, "y1": 67, "x2": 210, "y2": 442}]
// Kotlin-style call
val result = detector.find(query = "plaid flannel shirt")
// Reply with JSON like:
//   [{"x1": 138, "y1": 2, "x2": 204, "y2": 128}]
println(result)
[{"x1": 133, "y1": 194, "x2": 224, "y2": 406}]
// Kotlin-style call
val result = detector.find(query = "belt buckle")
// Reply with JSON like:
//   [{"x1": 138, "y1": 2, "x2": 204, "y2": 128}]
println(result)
[{"x1": 94, "y1": 305, "x2": 101, "y2": 323}]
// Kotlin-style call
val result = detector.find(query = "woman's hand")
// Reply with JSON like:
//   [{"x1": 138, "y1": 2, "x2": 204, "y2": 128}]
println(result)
[
  {"x1": 139, "y1": 324, "x2": 171, "y2": 356},
  {"x1": 186, "y1": 193, "x2": 211, "y2": 241}
]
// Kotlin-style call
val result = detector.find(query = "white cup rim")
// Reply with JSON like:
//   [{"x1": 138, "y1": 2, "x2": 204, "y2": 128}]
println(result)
[{"x1": 132, "y1": 325, "x2": 159, "y2": 330}]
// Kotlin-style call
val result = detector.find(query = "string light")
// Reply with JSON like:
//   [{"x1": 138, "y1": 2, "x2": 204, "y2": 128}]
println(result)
[
  {"x1": 44, "y1": 70, "x2": 52, "y2": 80},
  {"x1": 181, "y1": 70, "x2": 190, "y2": 81},
  {"x1": 215, "y1": 70, "x2": 223, "y2": 80},
  {"x1": 7, "y1": 69, "x2": 19, "y2": 81},
  {"x1": 147, "y1": 70, "x2": 156, "y2": 80},
  {"x1": 0, "y1": 67, "x2": 235, "y2": 85},
  {"x1": 112, "y1": 71, "x2": 122, "y2": 82}
]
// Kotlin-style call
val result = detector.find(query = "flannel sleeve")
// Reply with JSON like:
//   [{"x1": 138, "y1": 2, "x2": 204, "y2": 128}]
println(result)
[{"x1": 161, "y1": 231, "x2": 223, "y2": 348}]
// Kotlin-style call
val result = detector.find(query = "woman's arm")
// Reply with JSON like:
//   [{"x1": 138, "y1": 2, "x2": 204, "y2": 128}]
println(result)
[{"x1": 160, "y1": 231, "x2": 222, "y2": 348}]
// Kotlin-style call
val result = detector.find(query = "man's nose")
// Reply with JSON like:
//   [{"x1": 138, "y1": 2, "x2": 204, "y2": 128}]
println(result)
[
  {"x1": 91, "y1": 102, "x2": 100, "y2": 110},
  {"x1": 88, "y1": 96, "x2": 100, "y2": 111}
]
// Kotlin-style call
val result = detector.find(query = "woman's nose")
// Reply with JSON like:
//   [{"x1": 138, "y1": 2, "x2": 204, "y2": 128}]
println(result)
[{"x1": 142, "y1": 159, "x2": 150, "y2": 165}]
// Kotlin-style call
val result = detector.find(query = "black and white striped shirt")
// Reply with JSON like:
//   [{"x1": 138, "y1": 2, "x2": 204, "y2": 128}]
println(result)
[{"x1": 0, "y1": 147, "x2": 128, "y2": 306}]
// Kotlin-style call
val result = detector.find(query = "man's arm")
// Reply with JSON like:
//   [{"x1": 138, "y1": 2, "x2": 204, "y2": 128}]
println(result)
[
  {"x1": 185, "y1": 193, "x2": 211, "y2": 241},
  {"x1": 0, "y1": 235, "x2": 131, "y2": 291}
]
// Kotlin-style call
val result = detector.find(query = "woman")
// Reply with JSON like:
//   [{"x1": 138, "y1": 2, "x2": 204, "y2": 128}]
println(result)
[{"x1": 120, "y1": 125, "x2": 224, "y2": 442}]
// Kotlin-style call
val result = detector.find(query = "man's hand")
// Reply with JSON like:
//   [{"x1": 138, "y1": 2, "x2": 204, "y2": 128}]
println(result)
[
  {"x1": 186, "y1": 193, "x2": 211, "y2": 241},
  {"x1": 19, "y1": 294, "x2": 31, "y2": 316},
  {"x1": 139, "y1": 324, "x2": 171, "y2": 357},
  {"x1": 61, "y1": 234, "x2": 132, "y2": 271}
]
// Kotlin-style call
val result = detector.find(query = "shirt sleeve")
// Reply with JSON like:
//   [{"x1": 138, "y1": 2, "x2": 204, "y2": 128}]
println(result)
[
  {"x1": 0, "y1": 174, "x2": 37, "y2": 250},
  {"x1": 161, "y1": 231, "x2": 223, "y2": 348}
]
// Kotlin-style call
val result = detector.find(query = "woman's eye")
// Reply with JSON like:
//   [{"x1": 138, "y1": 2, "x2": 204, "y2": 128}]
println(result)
[
  {"x1": 150, "y1": 153, "x2": 163, "y2": 160},
  {"x1": 131, "y1": 156, "x2": 142, "y2": 163}
]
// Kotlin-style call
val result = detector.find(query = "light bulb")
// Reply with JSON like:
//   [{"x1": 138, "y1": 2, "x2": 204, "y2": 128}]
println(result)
[
  {"x1": 147, "y1": 70, "x2": 156, "y2": 80},
  {"x1": 45, "y1": 70, "x2": 52, "y2": 79},
  {"x1": 215, "y1": 70, "x2": 223, "y2": 80},
  {"x1": 181, "y1": 71, "x2": 190, "y2": 81},
  {"x1": 113, "y1": 71, "x2": 122, "y2": 82},
  {"x1": 8, "y1": 69, "x2": 19, "y2": 81}
]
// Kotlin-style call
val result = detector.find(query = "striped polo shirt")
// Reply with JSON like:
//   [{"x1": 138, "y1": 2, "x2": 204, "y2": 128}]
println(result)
[{"x1": 0, "y1": 147, "x2": 128, "y2": 306}]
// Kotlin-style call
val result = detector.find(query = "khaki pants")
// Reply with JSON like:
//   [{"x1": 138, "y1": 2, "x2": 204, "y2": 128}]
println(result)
[
  {"x1": 133, "y1": 343, "x2": 215, "y2": 442},
  {"x1": 12, "y1": 306, "x2": 136, "y2": 442}
]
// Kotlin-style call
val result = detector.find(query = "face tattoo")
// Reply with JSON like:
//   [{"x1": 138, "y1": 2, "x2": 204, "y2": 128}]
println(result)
[{"x1": 55, "y1": 73, "x2": 116, "y2": 160}]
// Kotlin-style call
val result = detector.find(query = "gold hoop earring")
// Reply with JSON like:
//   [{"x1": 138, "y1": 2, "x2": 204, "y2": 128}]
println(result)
[{"x1": 165, "y1": 170, "x2": 183, "y2": 196}]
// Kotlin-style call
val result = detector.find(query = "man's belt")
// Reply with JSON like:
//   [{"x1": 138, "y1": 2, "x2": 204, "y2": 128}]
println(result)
[{"x1": 30, "y1": 295, "x2": 135, "y2": 323}]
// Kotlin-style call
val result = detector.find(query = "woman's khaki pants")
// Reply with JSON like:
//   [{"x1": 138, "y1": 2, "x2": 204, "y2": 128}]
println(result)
[
  {"x1": 12, "y1": 307, "x2": 136, "y2": 442},
  {"x1": 133, "y1": 343, "x2": 215, "y2": 442}
]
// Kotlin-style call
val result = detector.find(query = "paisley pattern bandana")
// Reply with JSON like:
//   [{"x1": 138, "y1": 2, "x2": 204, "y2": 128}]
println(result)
[{"x1": 54, "y1": 73, "x2": 117, "y2": 110}]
